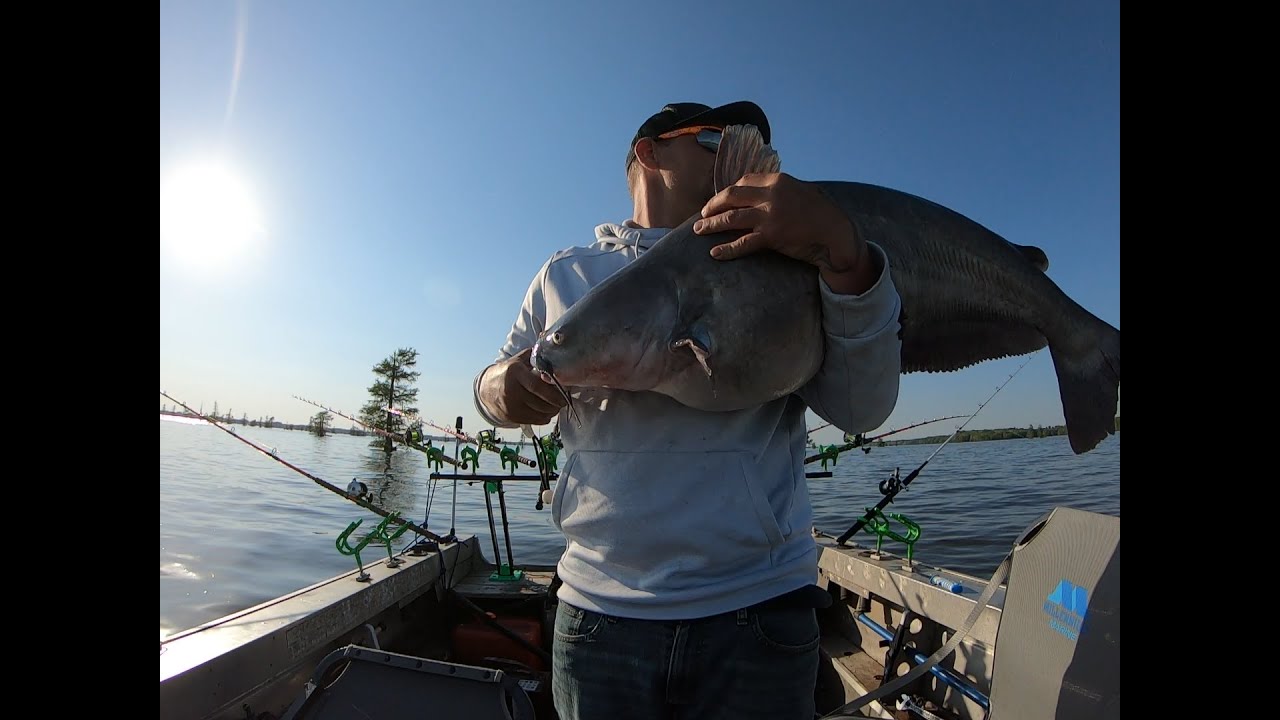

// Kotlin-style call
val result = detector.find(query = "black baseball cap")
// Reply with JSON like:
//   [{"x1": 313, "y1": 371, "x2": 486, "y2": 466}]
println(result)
[{"x1": 627, "y1": 101, "x2": 770, "y2": 169}]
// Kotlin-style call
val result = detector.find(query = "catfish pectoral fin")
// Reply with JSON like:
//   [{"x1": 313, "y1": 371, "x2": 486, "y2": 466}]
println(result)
[{"x1": 672, "y1": 337, "x2": 713, "y2": 378}]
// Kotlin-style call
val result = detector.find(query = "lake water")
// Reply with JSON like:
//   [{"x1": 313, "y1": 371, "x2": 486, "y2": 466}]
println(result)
[{"x1": 159, "y1": 416, "x2": 1120, "y2": 640}]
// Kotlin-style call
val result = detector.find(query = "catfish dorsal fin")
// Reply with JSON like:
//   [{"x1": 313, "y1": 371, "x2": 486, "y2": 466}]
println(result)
[
  {"x1": 714, "y1": 124, "x2": 781, "y2": 193},
  {"x1": 1013, "y1": 242, "x2": 1050, "y2": 273}
]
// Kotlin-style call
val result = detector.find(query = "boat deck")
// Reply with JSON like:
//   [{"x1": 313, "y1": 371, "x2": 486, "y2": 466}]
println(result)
[
  {"x1": 160, "y1": 538, "x2": 484, "y2": 720},
  {"x1": 452, "y1": 565, "x2": 556, "y2": 599},
  {"x1": 822, "y1": 633, "x2": 900, "y2": 720},
  {"x1": 813, "y1": 536, "x2": 1006, "y2": 720}
]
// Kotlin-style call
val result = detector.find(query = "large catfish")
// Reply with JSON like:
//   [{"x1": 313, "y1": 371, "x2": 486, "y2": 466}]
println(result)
[{"x1": 530, "y1": 125, "x2": 1120, "y2": 454}]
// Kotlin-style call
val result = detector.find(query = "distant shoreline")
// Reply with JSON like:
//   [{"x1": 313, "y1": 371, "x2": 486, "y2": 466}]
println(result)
[
  {"x1": 834, "y1": 417, "x2": 1120, "y2": 448},
  {"x1": 158, "y1": 410, "x2": 510, "y2": 445},
  {"x1": 162, "y1": 410, "x2": 1119, "y2": 448}
]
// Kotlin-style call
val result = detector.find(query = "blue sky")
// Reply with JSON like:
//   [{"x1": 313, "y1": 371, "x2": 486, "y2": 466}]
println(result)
[{"x1": 160, "y1": 1, "x2": 1120, "y2": 445}]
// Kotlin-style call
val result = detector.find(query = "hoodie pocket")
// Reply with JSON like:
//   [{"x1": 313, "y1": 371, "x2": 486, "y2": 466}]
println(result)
[{"x1": 550, "y1": 450, "x2": 788, "y2": 589}]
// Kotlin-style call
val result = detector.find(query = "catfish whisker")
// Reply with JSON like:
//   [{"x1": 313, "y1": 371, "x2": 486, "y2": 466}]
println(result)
[{"x1": 548, "y1": 372, "x2": 581, "y2": 428}]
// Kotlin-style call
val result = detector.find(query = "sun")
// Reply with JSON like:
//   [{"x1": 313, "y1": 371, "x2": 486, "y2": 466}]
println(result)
[{"x1": 160, "y1": 161, "x2": 265, "y2": 270}]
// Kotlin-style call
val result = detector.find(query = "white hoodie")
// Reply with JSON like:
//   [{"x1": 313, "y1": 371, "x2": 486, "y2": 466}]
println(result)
[{"x1": 475, "y1": 221, "x2": 902, "y2": 620}]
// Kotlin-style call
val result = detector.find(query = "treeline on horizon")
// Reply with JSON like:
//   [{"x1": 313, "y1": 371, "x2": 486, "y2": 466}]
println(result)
[
  {"x1": 879, "y1": 416, "x2": 1120, "y2": 446},
  {"x1": 162, "y1": 400, "x2": 1120, "y2": 450},
  {"x1": 157, "y1": 408, "x2": 465, "y2": 441}
]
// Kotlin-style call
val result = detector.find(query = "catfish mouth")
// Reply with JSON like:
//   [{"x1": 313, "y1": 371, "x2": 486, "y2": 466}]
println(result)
[
  {"x1": 532, "y1": 335, "x2": 581, "y2": 428},
  {"x1": 531, "y1": 337, "x2": 554, "y2": 375}
]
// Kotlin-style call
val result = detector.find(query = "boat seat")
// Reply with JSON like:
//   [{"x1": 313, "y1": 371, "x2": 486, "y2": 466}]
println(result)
[
  {"x1": 825, "y1": 506, "x2": 1120, "y2": 719},
  {"x1": 985, "y1": 506, "x2": 1120, "y2": 719},
  {"x1": 280, "y1": 644, "x2": 535, "y2": 720}
]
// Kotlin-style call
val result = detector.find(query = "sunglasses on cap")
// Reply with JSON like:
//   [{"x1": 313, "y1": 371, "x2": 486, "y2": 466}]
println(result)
[{"x1": 657, "y1": 125, "x2": 723, "y2": 153}]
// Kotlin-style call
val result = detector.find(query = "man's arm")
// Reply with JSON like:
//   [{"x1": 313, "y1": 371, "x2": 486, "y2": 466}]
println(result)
[
  {"x1": 794, "y1": 241, "x2": 902, "y2": 434},
  {"x1": 694, "y1": 172, "x2": 903, "y2": 434},
  {"x1": 473, "y1": 259, "x2": 564, "y2": 428}
]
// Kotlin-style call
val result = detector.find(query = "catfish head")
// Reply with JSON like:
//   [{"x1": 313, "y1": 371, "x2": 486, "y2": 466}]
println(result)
[{"x1": 530, "y1": 260, "x2": 685, "y2": 393}]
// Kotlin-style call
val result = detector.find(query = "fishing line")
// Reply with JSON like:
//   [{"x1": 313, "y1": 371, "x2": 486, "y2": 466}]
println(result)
[
  {"x1": 421, "y1": 460, "x2": 441, "y2": 532},
  {"x1": 383, "y1": 405, "x2": 539, "y2": 468},
  {"x1": 832, "y1": 352, "x2": 1038, "y2": 546},
  {"x1": 807, "y1": 421, "x2": 832, "y2": 437},
  {"x1": 412, "y1": 422, "x2": 449, "y2": 539},
  {"x1": 161, "y1": 390, "x2": 441, "y2": 542},
  {"x1": 293, "y1": 395, "x2": 463, "y2": 469},
  {"x1": 294, "y1": 395, "x2": 472, "y2": 550},
  {"x1": 445, "y1": 416, "x2": 464, "y2": 543},
  {"x1": 804, "y1": 415, "x2": 966, "y2": 466}
]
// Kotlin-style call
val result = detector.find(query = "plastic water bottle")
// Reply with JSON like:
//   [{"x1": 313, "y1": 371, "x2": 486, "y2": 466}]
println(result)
[{"x1": 931, "y1": 575, "x2": 962, "y2": 593}]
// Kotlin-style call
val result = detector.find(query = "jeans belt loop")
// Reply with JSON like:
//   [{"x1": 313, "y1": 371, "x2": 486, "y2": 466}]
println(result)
[{"x1": 736, "y1": 608, "x2": 749, "y2": 626}]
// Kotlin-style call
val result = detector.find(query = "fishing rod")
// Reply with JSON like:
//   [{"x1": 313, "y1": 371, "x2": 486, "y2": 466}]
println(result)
[
  {"x1": 293, "y1": 395, "x2": 464, "y2": 469},
  {"x1": 807, "y1": 421, "x2": 832, "y2": 437},
  {"x1": 160, "y1": 390, "x2": 442, "y2": 542},
  {"x1": 804, "y1": 415, "x2": 966, "y2": 465},
  {"x1": 296, "y1": 395, "x2": 483, "y2": 548},
  {"x1": 383, "y1": 403, "x2": 537, "y2": 572},
  {"x1": 439, "y1": 415, "x2": 465, "y2": 545},
  {"x1": 833, "y1": 354, "x2": 1037, "y2": 547},
  {"x1": 518, "y1": 421, "x2": 563, "y2": 511},
  {"x1": 383, "y1": 406, "x2": 538, "y2": 468}
]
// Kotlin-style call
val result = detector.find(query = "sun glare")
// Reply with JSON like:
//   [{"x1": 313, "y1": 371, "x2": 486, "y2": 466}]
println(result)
[{"x1": 160, "y1": 162, "x2": 265, "y2": 270}]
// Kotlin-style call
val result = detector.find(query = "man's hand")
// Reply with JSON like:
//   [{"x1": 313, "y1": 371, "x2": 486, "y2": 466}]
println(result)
[
  {"x1": 478, "y1": 347, "x2": 567, "y2": 426},
  {"x1": 694, "y1": 172, "x2": 876, "y2": 295}
]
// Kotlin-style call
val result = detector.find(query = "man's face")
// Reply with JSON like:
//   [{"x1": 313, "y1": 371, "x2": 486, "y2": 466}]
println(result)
[{"x1": 656, "y1": 126, "x2": 722, "y2": 207}]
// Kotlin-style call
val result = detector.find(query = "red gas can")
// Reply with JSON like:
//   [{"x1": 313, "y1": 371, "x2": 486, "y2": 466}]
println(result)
[{"x1": 451, "y1": 615, "x2": 546, "y2": 672}]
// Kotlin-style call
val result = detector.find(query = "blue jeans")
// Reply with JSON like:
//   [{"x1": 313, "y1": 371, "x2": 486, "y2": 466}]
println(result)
[{"x1": 551, "y1": 599, "x2": 820, "y2": 720}]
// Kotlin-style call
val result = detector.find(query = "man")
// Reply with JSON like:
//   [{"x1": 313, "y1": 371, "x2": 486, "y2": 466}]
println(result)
[{"x1": 474, "y1": 101, "x2": 902, "y2": 720}]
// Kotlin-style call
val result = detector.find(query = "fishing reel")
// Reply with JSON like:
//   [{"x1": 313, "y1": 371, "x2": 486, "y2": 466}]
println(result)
[
  {"x1": 346, "y1": 478, "x2": 369, "y2": 500},
  {"x1": 346, "y1": 475, "x2": 394, "y2": 504},
  {"x1": 878, "y1": 467, "x2": 903, "y2": 497},
  {"x1": 843, "y1": 431, "x2": 874, "y2": 455},
  {"x1": 522, "y1": 423, "x2": 562, "y2": 512},
  {"x1": 403, "y1": 425, "x2": 430, "y2": 447}
]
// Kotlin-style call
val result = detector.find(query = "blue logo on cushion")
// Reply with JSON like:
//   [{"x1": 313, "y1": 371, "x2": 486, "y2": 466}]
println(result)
[{"x1": 1043, "y1": 579, "x2": 1088, "y2": 640}]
